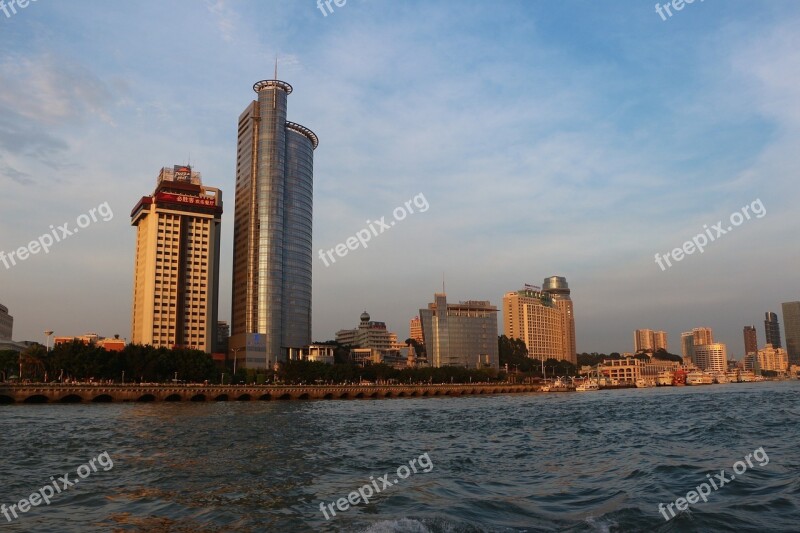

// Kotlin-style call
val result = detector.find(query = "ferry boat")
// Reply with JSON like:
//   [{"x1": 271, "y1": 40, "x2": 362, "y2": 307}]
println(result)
[
  {"x1": 686, "y1": 371, "x2": 714, "y2": 385},
  {"x1": 576, "y1": 379, "x2": 599, "y2": 392},
  {"x1": 635, "y1": 378, "x2": 655, "y2": 388},
  {"x1": 711, "y1": 371, "x2": 729, "y2": 384},
  {"x1": 656, "y1": 371, "x2": 674, "y2": 386}
]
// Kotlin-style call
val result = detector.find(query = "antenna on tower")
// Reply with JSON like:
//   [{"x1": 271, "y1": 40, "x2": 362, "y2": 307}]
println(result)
[
  {"x1": 274, "y1": 56, "x2": 278, "y2": 80},
  {"x1": 442, "y1": 272, "x2": 446, "y2": 295}
]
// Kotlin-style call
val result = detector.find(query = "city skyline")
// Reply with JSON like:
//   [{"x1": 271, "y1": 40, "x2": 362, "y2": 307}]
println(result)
[{"x1": 1, "y1": 1, "x2": 799, "y2": 357}]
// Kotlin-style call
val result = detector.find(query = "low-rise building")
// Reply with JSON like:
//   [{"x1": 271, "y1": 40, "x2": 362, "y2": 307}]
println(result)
[{"x1": 599, "y1": 358, "x2": 641, "y2": 384}]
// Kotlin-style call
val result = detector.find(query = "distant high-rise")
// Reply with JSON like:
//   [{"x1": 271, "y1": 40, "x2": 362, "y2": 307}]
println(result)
[
  {"x1": 634, "y1": 329, "x2": 654, "y2": 352},
  {"x1": 764, "y1": 312, "x2": 782, "y2": 348},
  {"x1": 130, "y1": 166, "x2": 222, "y2": 352},
  {"x1": 694, "y1": 343, "x2": 727, "y2": 372},
  {"x1": 504, "y1": 286, "x2": 566, "y2": 363},
  {"x1": 781, "y1": 302, "x2": 800, "y2": 365},
  {"x1": 692, "y1": 327, "x2": 714, "y2": 346},
  {"x1": 409, "y1": 316, "x2": 424, "y2": 345},
  {"x1": 420, "y1": 293, "x2": 498, "y2": 369},
  {"x1": 0, "y1": 303, "x2": 12, "y2": 340},
  {"x1": 230, "y1": 77, "x2": 318, "y2": 369},
  {"x1": 634, "y1": 329, "x2": 667, "y2": 353},
  {"x1": 743, "y1": 325, "x2": 758, "y2": 356},
  {"x1": 653, "y1": 331, "x2": 667, "y2": 352},
  {"x1": 681, "y1": 332, "x2": 694, "y2": 361},
  {"x1": 542, "y1": 276, "x2": 577, "y2": 365},
  {"x1": 216, "y1": 321, "x2": 230, "y2": 353}
]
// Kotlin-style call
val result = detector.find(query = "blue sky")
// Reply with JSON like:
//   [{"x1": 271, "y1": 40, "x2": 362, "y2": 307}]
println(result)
[{"x1": 1, "y1": 0, "x2": 798, "y2": 357}]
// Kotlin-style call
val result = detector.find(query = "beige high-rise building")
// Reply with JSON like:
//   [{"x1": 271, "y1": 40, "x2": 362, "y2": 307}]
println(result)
[
  {"x1": 504, "y1": 286, "x2": 567, "y2": 363},
  {"x1": 409, "y1": 316, "x2": 424, "y2": 345},
  {"x1": 694, "y1": 343, "x2": 727, "y2": 372},
  {"x1": 653, "y1": 330, "x2": 667, "y2": 351},
  {"x1": 634, "y1": 329, "x2": 654, "y2": 352},
  {"x1": 635, "y1": 329, "x2": 667, "y2": 352},
  {"x1": 131, "y1": 165, "x2": 222, "y2": 353},
  {"x1": 692, "y1": 327, "x2": 714, "y2": 346}
]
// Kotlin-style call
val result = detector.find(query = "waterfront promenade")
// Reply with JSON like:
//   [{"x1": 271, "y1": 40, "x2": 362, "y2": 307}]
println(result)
[{"x1": 0, "y1": 383, "x2": 538, "y2": 404}]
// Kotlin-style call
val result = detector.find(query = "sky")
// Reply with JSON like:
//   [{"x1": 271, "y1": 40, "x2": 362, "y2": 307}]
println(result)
[{"x1": 0, "y1": 0, "x2": 798, "y2": 357}]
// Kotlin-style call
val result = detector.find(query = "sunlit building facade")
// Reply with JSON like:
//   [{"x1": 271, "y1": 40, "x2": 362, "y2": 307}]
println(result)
[
  {"x1": 504, "y1": 286, "x2": 564, "y2": 362},
  {"x1": 230, "y1": 77, "x2": 318, "y2": 369},
  {"x1": 130, "y1": 166, "x2": 222, "y2": 353},
  {"x1": 693, "y1": 343, "x2": 727, "y2": 372}
]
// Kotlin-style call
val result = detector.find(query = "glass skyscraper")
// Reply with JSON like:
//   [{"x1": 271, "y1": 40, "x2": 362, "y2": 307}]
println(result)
[
  {"x1": 230, "y1": 78, "x2": 318, "y2": 369},
  {"x1": 764, "y1": 311, "x2": 782, "y2": 349}
]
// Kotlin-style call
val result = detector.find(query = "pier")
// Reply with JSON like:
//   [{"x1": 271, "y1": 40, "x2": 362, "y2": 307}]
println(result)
[{"x1": 0, "y1": 383, "x2": 538, "y2": 404}]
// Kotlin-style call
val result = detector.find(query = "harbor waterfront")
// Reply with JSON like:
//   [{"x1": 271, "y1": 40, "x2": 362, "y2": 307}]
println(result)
[{"x1": 0, "y1": 381, "x2": 798, "y2": 532}]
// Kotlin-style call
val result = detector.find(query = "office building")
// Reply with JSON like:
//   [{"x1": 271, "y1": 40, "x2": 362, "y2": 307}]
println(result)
[
  {"x1": 504, "y1": 286, "x2": 565, "y2": 363},
  {"x1": 131, "y1": 165, "x2": 222, "y2": 353},
  {"x1": 0, "y1": 304, "x2": 12, "y2": 340},
  {"x1": 420, "y1": 293, "x2": 498, "y2": 369},
  {"x1": 542, "y1": 276, "x2": 577, "y2": 364},
  {"x1": 764, "y1": 312, "x2": 782, "y2": 348},
  {"x1": 743, "y1": 325, "x2": 758, "y2": 356},
  {"x1": 782, "y1": 301, "x2": 800, "y2": 365},
  {"x1": 230, "y1": 76, "x2": 318, "y2": 370},
  {"x1": 694, "y1": 343, "x2": 727, "y2": 372}
]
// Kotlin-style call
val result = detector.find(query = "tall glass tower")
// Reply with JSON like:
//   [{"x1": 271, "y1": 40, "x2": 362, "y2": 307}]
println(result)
[
  {"x1": 230, "y1": 78, "x2": 318, "y2": 369},
  {"x1": 542, "y1": 276, "x2": 577, "y2": 365},
  {"x1": 764, "y1": 311, "x2": 782, "y2": 349}
]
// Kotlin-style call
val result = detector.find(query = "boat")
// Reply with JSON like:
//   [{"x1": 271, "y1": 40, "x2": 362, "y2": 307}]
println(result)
[
  {"x1": 635, "y1": 378, "x2": 655, "y2": 388},
  {"x1": 656, "y1": 371, "x2": 674, "y2": 386},
  {"x1": 711, "y1": 371, "x2": 729, "y2": 384},
  {"x1": 686, "y1": 371, "x2": 714, "y2": 385},
  {"x1": 576, "y1": 379, "x2": 599, "y2": 392}
]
